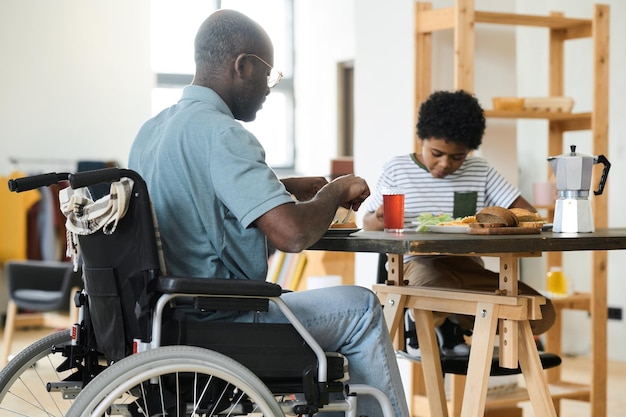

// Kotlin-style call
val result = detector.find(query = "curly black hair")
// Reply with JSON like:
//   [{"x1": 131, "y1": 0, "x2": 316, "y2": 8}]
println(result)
[{"x1": 416, "y1": 90, "x2": 485, "y2": 150}]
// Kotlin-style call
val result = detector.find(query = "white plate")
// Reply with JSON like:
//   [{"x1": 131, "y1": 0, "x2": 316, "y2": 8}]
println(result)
[{"x1": 427, "y1": 225, "x2": 469, "y2": 233}]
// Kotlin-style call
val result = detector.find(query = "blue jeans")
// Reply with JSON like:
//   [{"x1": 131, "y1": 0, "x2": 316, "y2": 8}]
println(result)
[{"x1": 235, "y1": 285, "x2": 409, "y2": 417}]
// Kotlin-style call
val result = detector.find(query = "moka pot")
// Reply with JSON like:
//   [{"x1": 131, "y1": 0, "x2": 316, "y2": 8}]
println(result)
[{"x1": 548, "y1": 145, "x2": 610, "y2": 233}]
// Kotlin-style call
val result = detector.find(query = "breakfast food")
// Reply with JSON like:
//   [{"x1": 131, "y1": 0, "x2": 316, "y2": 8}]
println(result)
[
  {"x1": 330, "y1": 221, "x2": 358, "y2": 229},
  {"x1": 460, "y1": 216, "x2": 478, "y2": 224},
  {"x1": 509, "y1": 208, "x2": 545, "y2": 228},
  {"x1": 474, "y1": 206, "x2": 545, "y2": 228},
  {"x1": 415, "y1": 212, "x2": 453, "y2": 231},
  {"x1": 509, "y1": 208, "x2": 544, "y2": 222},
  {"x1": 439, "y1": 216, "x2": 477, "y2": 226},
  {"x1": 518, "y1": 221, "x2": 545, "y2": 228},
  {"x1": 475, "y1": 206, "x2": 519, "y2": 227}
]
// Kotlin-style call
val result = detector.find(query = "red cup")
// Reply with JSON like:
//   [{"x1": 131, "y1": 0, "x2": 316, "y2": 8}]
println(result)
[{"x1": 383, "y1": 190, "x2": 405, "y2": 233}]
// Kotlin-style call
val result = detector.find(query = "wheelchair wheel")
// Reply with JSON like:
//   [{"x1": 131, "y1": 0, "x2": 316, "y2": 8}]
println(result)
[
  {"x1": 66, "y1": 345, "x2": 285, "y2": 417},
  {"x1": 0, "y1": 330, "x2": 74, "y2": 416}
]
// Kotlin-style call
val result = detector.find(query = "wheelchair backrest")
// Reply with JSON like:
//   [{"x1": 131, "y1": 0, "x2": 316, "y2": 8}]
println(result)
[{"x1": 71, "y1": 169, "x2": 161, "y2": 363}]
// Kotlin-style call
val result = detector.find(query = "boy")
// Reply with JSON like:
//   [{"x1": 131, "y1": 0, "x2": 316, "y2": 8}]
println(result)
[{"x1": 363, "y1": 90, "x2": 555, "y2": 356}]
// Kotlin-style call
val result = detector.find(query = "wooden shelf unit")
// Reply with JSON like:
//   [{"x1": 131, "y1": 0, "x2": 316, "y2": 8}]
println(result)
[{"x1": 411, "y1": 1, "x2": 609, "y2": 416}]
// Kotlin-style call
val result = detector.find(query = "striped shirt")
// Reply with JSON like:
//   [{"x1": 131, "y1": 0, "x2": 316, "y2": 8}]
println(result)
[{"x1": 364, "y1": 153, "x2": 520, "y2": 223}]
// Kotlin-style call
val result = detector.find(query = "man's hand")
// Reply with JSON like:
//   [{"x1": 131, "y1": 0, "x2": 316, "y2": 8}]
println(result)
[
  {"x1": 328, "y1": 174, "x2": 370, "y2": 211},
  {"x1": 258, "y1": 174, "x2": 370, "y2": 253}
]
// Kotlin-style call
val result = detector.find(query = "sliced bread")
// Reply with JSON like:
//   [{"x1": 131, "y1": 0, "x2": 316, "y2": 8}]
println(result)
[
  {"x1": 476, "y1": 206, "x2": 519, "y2": 227},
  {"x1": 509, "y1": 208, "x2": 544, "y2": 222}
]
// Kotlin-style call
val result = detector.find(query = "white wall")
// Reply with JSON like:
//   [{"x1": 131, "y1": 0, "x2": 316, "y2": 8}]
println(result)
[
  {"x1": 0, "y1": 0, "x2": 152, "y2": 175},
  {"x1": 293, "y1": 1, "x2": 357, "y2": 176}
]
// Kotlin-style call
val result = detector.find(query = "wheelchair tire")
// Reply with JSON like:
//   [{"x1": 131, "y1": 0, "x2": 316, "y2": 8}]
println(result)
[
  {"x1": 66, "y1": 345, "x2": 285, "y2": 417},
  {"x1": 0, "y1": 330, "x2": 74, "y2": 416}
]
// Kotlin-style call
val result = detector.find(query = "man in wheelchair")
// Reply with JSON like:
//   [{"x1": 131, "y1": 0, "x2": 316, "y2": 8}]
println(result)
[
  {"x1": 0, "y1": 10, "x2": 407, "y2": 417},
  {"x1": 126, "y1": 9, "x2": 409, "y2": 417}
]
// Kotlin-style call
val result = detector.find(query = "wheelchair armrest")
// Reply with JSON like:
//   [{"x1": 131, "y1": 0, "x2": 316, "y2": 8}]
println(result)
[{"x1": 156, "y1": 276, "x2": 283, "y2": 298}]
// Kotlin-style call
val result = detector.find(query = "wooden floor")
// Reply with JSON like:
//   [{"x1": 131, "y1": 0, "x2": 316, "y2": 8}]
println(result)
[{"x1": 2, "y1": 327, "x2": 626, "y2": 416}]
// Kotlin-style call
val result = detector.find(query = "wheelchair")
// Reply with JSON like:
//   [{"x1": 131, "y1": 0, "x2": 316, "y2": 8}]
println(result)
[{"x1": 1, "y1": 168, "x2": 395, "y2": 417}]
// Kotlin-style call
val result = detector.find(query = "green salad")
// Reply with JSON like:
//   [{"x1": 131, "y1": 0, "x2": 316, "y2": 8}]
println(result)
[{"x1": 415, "y1": 213, "x2": 455, "y2": 232}]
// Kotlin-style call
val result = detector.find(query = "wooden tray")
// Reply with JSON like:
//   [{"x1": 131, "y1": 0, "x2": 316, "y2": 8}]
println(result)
[{"x1": 467, "y1": 226, "x2": 541, "y2": 235}]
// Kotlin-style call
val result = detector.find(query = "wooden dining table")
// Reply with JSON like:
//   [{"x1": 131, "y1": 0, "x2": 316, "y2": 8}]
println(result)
[{"x1": 308, "y1": 227, "x2": 626, "y2": 417}]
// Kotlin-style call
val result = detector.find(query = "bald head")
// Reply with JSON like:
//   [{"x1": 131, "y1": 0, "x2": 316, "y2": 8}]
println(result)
[
  {"x1": 194, "y1": 9, "x2": 272, "y2": 76},
  {"x1": 191, "y1": 10, "x2": 274, "y2": 121}
]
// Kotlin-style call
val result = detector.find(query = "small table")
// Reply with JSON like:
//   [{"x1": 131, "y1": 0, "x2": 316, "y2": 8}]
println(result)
[{"x1": 309, "y1": 228, "x2": 626, "y2": 417}]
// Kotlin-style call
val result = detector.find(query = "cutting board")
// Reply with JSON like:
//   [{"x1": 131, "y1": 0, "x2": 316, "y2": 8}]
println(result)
[{"x1": 467, "y1": 226, "x2": 541, "y2": 235}]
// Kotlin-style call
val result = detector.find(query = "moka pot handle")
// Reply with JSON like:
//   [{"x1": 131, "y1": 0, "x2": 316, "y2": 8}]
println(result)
[{"x1": 593, "y1": 154, "x2": 611, "y2": 196}]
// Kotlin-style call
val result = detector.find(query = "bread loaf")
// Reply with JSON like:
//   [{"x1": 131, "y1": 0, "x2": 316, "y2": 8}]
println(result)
[
  {"x1": 518, "y1": 221, "x2": 545, "y2": 228},
  {"x1": 509, "y1": 208, "x2": 544, "y2": 222},
  {"x1": 475, "y1": 207, "x2": 519, "y2": 227}
]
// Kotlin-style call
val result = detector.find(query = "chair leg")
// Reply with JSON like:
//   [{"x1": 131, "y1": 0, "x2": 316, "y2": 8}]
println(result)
[{"x1": 1, "y1": 300, "x2": 18, "y2": 366}]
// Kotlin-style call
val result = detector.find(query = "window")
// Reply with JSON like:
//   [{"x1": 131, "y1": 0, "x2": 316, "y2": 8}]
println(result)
[{"x1": 151, "y1": 0, "x2": 295, "y2": 168}]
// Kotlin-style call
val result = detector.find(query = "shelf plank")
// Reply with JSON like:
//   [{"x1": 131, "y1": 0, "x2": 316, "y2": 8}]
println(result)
[
  {"x1": 485, "y1": 110, "x2": 590, "y2": 120},
  {"x1": 417, "y1": 8, "x2": 592, "y2": 38},
  {"x1": 486, "y1": 111, "x2": 592, "y2": 131},
  {"x1": 475, "y1": 11, "x2": 590, "y2": 31},
  {"x1": 550, "y1": 292, "x2": 591, "y2": 311}
]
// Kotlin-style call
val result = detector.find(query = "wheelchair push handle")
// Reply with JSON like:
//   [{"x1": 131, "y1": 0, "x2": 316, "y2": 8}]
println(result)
[
  {"x1": 8, "y1": 172, "x2": 70, "y2": 193},
  {"x1": 69, "y1": 167, "x2": 123, "y2": 189}
]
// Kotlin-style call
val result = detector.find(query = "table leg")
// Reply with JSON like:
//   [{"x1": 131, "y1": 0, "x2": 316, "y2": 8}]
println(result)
[
  {"x1": 499, "y1": 254, "x2": 519, "y2": 369},
  {"x1": 387, "y1": 253, "x2": 405, "y2": 285},
  {"x1": 380, "y1": 292, "x2": 407, "y2": 345},
  {"x1": 591, "y1": 250, "x2": 608, "y2": 417},
  {"x1": 413, "y1": 309, "x2": 448, "y2": 417},
  {"x1": 518, "y1": 319, "x2": 558, "y2": 417},
  {"x1": 460, "y1": 302, "x2": 499, "y2": 417}
]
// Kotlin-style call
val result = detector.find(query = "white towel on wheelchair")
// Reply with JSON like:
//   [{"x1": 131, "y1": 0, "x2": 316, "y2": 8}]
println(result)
[
  {"x1": 59, "y1": 178, "x2": 134, "y2": 269},
  {"x1": 60, "y1": 178, "x2": 134, "y2": 235}
]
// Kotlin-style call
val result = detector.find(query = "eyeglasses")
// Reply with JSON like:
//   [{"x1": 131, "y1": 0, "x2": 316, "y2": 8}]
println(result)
[{"x1": 246, "y1": 54, "x2": 283, "y2": 88}]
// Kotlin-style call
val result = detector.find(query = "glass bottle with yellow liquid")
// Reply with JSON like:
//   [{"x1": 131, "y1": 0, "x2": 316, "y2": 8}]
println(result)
[{"x1": 546, "y1": 266, "x2": 568, "y2": 297}]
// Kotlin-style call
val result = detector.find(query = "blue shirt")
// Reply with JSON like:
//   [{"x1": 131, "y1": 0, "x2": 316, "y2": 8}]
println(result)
[{"x1": 129, "y1": 85, "x2": 294, "y2": 280}]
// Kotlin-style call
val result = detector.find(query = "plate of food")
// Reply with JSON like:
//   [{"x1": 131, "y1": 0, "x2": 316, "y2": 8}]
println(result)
[
  {"x1": 414, "y1": 213, "x2": 455, "y2": 231},
  {"x1": 326, "y1": 222, "x2": 361, "y2": 236},
  {"x1": 426, "y1": 224, "x2": 470, "y2": 233},
  {"x1": 416, "y1": 213, "x2": 477, "y2": 232}
]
